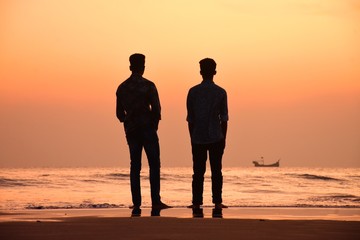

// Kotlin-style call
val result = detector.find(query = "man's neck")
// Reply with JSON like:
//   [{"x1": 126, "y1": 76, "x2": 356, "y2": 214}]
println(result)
[
  {"x1": 202, "y1": 77, "x2": 214, "y2": 82},
  {"x1": 131, "y1": 72, "x2": 143, "y2": 77}
]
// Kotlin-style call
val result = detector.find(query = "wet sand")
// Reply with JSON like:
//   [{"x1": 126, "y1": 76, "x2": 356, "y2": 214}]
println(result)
[{"x1": 1, "y1": 208, "x2": 359, "y2": 240}]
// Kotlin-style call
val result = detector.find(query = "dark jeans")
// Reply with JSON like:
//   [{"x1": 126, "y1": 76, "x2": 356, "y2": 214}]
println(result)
[
  {"x1": 192, "y1": 140, "x2": 225, "y2": 205},
  {"x1": 126, "y1": 127, "x2": 161, "y2": 207}
]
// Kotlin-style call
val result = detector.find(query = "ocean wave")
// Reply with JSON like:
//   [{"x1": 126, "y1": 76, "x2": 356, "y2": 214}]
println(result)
[
  {"x1": 349, "y1": 175, "x2": 360, "y2": 179},
  {"x1": 23, "y1": 203, "x2": 360, "y2": 209},
  {"x1": 106, "y1": 173, "x2": 129, "y2": 178},
  {"x1": 39, "y1": 174, "x2": 51, "y2": 177},
  {"x1": 161, "y1": 173, "x2": 190, "y2": 179},
  {"x1": 0, "y1": 177, "x2": 32, "y2": 187},
  {"x1": 289, "y1": 174, "x2": 342, "y2": 181},
  {"x1": 230, "y1": 204, "x2": 360, "y2": 208},
  {"x1": 25, "y1": 202, "x2": 126, "y2": 209},
  {"x1": 307, "y1": 194, "x2": 360, "y2": 204},
  {"x1": 2, "y1": 168, "x2": 359, "y2": 211},
  {"x1": 243, "y1": 189, "x2": 283, "y2": 194},
  {"x1": 81, "y1": 179, "x2": 108, "y2": 184}
]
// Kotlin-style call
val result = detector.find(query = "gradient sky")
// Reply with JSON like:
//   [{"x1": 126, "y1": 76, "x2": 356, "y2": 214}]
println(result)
[{"x1": 1, "y1": 0, "x2": 359, "y2": 168}]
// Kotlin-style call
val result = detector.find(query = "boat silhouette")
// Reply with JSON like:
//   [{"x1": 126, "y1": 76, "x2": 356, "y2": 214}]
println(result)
[{"x1": 252, "y1": 157, "x2": 280, "y2": 167}]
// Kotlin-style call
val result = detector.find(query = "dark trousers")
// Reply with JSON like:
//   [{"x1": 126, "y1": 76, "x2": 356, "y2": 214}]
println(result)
[
  {"x1": 192, "y1": 140, "x2": 224, "y2": 205},
  {"x1": 126, "y1": 127, "x2": 161, "y2": 207}
]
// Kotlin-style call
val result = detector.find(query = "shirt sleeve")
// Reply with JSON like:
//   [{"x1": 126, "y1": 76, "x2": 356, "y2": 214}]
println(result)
[
  {"x1": 219, "y1": 91, "x2": 229, "y2": 122},
  {"x1": 186, "y1": 89, "x2": 193, "y2": 123},
  {"x1": 116, "y1": 87, "x2": 126, "y2": 122},
  {"x1": 149, "y1": 84, "x2": 161, "y2": 121}
]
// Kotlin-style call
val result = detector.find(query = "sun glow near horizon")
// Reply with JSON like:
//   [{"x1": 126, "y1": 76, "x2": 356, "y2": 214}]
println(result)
[{"x1": 0, "y1": 0, "x2": 359, "y2": 168}]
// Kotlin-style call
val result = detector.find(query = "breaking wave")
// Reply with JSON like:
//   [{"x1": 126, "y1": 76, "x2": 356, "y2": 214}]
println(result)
[
  {"x1": 26, "y1": 202, "x2": 126, "y2": 209},
  {"x1": 290, "y1": 174, "x2": 342, "y2": 181},
  {"x1": 308, "y1": 194, "x2": 360, "y2": 204},
  {"x1": 0, "y1": 177, "x2": 34, "y2": 187}
]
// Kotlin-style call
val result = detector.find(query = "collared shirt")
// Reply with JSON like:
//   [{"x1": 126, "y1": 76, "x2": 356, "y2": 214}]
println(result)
[
  {"x1": 186, "y1": 80, "x2": 228, "y2": 144},
  {"x1": 116, "y1": 73, "x2": 161, "y2": 134}
]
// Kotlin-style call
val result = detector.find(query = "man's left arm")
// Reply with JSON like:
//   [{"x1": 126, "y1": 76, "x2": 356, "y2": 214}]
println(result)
[
  {"x1": 220, "y1": 91, "x2": 229, "y2": 146},
  {"x1": 149, "y1": 84, "x2": 161, "y2": 129},
  {"x1": 186, "y1": 90, "x2": 194, "y2": 138},
  {"x1": 221, "y1": 121, "x2": 227, "y2": 139}
]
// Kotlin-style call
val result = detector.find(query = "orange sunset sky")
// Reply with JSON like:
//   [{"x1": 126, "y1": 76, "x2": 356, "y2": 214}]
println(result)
[{"x1": 1, "y1": 0, "x2": 359, "y2": 168}]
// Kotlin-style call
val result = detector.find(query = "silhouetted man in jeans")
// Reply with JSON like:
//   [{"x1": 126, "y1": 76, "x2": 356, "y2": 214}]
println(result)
[
  {"x1": 186, "y1": 58, "x2": 228, "y2": 217},
  {"x1": 116, "y1": 53, "x2": 170, "y2": 216}
]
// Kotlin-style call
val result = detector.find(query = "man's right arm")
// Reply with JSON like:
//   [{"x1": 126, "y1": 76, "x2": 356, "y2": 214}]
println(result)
[
  {"x1": 186, "y1": 90, "x2": 194, "y2": 137},
  {"x1": 116, "y1": 89, "x2": 126, "y2": 122},
  {"x1": 188, "y1": 122, "x2": 193, "y2": 137}
]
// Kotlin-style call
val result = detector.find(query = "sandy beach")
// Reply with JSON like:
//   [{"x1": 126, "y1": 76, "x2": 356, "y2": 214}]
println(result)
[{"x1": 1, "y1": 208, "x2": 359, "y2": 240}]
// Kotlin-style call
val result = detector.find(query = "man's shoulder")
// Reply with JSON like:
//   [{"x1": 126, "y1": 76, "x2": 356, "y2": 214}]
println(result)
[
  {"x1": 213, "y1": 83, "x2": 227, "y2": 94},
  {"x1": 117, "y1": 76, "x2": 156, "y2": 95},
  {"x1": 142, "y1": 77, "x2": 156, "y2": 87},
  {"x1": 189, "y1": 82, "x2": 227, "y2": 94},
  {"x1": 118, "y1": 76, "x2": 155, "y2": 87},
  {"x1": 188, "y1": 83, "x2": 202, "y2": 92},
  {"x1": 116, "y1": 77, "x2": 131, "y2": 93}
]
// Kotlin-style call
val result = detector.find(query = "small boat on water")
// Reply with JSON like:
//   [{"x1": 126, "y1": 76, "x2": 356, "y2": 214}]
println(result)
[{"x1": 252, "y1": 157, "x2": 280, "y2": 167}]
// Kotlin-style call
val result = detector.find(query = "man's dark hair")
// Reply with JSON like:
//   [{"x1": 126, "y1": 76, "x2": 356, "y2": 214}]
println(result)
[
  {"x1": 130, "y1": 53, "x2": 145, "y2": 70},
  {"x1": 199, "y1": 58, "x2": 216, "y2": 75}
]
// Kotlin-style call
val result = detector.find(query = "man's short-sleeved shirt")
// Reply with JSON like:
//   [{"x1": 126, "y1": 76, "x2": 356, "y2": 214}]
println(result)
[
  {"x1": 116, "y1": 73, "x2": 161, "y2": 134},
  {"x1": 186, "y1": 80, "x2": 228, "y2": 144}
]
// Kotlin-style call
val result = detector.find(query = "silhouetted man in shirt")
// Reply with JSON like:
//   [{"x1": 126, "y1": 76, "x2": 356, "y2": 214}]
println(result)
[
  {"x1": 116, "y1": 53, "x2": 170, "y2": 216},
  {"x1": 186, "y1": 58, "x2": 228, "y2": 216}
]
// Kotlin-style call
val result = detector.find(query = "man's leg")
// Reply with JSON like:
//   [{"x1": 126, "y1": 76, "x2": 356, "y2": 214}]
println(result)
[
  {"x1": 127, "y1": 132, "x2": 143, "y2": 207},
  {"x1": 192, "y1": 143, "x2": 207, "y2": 206},
  {"x1": 209, "y1": 141, "x2": 224, "y2": 205},
  {"x1": 143, "y1": 128, "x2": 161, "y2": 205}
]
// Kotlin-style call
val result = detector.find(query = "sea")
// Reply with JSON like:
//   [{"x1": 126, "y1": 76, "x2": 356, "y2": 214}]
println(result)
[{"x1": 0, "y1": 167, "x2": 359, "y2": 210}]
